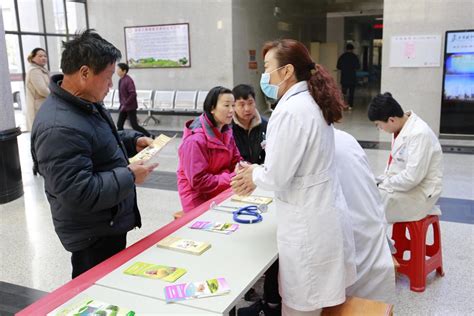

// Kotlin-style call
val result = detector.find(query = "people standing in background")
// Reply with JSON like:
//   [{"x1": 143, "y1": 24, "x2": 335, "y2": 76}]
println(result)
[
  {"x1": 232, "y1": 84, "x2": 268, "y2": 164},
  {"x1": 337, "y1": 43, "x2": 360, "y2": 110},
  {"x1": 116, "y1": 63, "x2": 152, "y2": 137},
  {"x1": 177, "y1": 86, "x2": 242, "y2": 213},
  {"x1": 25, "y1": 48, "x2": 50, "y2": 131}
]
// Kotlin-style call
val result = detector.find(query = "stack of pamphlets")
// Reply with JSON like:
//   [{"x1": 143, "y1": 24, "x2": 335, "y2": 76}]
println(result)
[
  {"x1": 123, "y1": 262, "x2": 186, "y2": 282},
  {"x1": 190, "y1": 221, "x2": 239, "y2": 235},
  {"x1": 49, "y1": 298, "x2": 135, "y2": 316},
  {"x1": 156, "y1": 236, "x2": 211, "y2": 255},
  {"x1": 231, "y1": 195, "x2": 273, "y2": 205},
  {"x1": 164, "y1": 277, "x2": 230, "y2": 303}
]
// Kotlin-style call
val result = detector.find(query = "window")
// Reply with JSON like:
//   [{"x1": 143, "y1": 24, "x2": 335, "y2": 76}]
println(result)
[
  {"x1": 3, "y1": 0, "x2": 88, "y2": 86},
  {"x1": 5, "y1": 34, "x2": 21, "y2": 74},
  {"x1": 4, "y1": 0, "x2": 88, "y2": 110},
  {"x1": 43, "y1": 0, "x2": 67, "y2": 34},
  {"x1": 47, "y1": 36, "x2": 67, "y2": 73},
  {"x1": 22, "y1": 35, "x2": 46, "y2": 66},
  {"x1": 66, "y1": 1, "x2": 87, "y2": 33},
  {"x1": 1, "y1": 0, "x2": 18, "y2": 31},
  {"x1": 18, "y1": 0, "x2": 44, "y2": 32}
]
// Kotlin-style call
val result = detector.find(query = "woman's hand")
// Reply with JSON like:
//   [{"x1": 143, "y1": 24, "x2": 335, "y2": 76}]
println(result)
[{"x1": 231, "y1": 164, "x2": 257, "y2": 196}]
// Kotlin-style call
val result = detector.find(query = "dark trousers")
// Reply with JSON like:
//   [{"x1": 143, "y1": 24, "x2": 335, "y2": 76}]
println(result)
[
  {"x1": 71, "y1": 234, "x2": 127, "y2": 279},
  {"x1": 342, "y1": 84, "x2": 356, "y2": 108},
  {"x1": 264, "y1": 260, "x2": 281, "y2": 304},
  {"x1": 117, "y1": 110, "x2": 151, "y2": 137}
]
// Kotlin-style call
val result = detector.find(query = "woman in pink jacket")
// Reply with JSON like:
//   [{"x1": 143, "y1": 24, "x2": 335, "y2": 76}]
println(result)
[{"x1": 177, "y1": 86, "x2": 242, "y2": 212}]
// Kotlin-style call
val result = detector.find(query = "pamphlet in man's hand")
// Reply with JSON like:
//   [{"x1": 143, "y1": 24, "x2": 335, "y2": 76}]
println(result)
[{"x1": 129, "y1": 134, "x2": 176, "y2": 166}]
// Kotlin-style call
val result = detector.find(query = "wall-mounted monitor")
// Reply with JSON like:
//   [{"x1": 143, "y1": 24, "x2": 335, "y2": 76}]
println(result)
[
  {"x1": 124, "y1": 23, "x2": 191, "y2": 69},
  {"x1": 440, "y1": 29, "x2": 474, "y2": 135}
]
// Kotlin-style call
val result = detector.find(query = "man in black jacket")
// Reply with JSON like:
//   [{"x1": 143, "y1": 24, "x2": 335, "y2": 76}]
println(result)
[
  {"x1": 232, "y1": 84, "x2": 267, "y2": 164},
  {"x1": 31, "y1": 30, "x2": 156, "y2": 278},
  {"x1": 337, "y1": 43, "x2": 361, "y2": 110}
]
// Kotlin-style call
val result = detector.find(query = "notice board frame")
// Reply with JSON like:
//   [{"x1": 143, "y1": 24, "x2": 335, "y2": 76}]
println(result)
[{"x1": 123, "y1": 22, "x2": 191, "y2": 69}]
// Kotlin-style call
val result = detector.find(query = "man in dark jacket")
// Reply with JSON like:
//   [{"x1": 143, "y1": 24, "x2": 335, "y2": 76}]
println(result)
[
  {"x1": 232, "y1": 84, "x2": 267, "y2": 164},
  {"x1": 31, "y1": 30, "x2": 156, "y2": 279},
  {"x1": 116, "y1": 63, "x2": 152, "y2": 137},
  {"x1": 337, "y1": 43, "x2": 360, "y2": 109}
]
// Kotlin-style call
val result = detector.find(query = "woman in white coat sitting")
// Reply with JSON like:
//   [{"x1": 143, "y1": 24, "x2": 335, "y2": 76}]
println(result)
[{"x1": 232, "y1": 39, "x2": 356, "y2": 316}]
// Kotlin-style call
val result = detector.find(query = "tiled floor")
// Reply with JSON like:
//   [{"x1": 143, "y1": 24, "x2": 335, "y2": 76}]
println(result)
[{"x1": 2, "y1": 97, "x2": 474, "y2": 315}]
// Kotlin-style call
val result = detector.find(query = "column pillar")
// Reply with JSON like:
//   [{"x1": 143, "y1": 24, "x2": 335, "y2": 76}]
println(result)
[{"x1": 0, "y1": 9, "x2": 23, "y2": 204}]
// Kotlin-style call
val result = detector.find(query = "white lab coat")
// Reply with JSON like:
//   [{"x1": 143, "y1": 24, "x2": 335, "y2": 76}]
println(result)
[
  {"x1": 253, "y1": 82, "x2": 357, "y2": 311},
  {"x1": 378, "y1": 112, "x2": 443, "y2": 223},
  {"x1": 334, "y1": 129, "x2": 395, "y2": 303}
]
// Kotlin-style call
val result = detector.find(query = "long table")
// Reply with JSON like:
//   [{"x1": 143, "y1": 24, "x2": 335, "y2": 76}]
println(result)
[{"x1": 17, "y1": 188, "x2": 277, "y2": 315}]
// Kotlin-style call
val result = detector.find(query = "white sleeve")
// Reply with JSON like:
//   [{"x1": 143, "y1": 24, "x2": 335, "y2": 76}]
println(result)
[
  {"x1": 252, "y1": 109, "x2": 308, "y2": 191},
  {"x1": 379, "y1": 133, "x2": 433, "y2": 192}
]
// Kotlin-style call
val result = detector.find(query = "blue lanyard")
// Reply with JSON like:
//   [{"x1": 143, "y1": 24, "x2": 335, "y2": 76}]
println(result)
[{"x1": 233, "y1": 205, "x2": 263, "y2": 224}]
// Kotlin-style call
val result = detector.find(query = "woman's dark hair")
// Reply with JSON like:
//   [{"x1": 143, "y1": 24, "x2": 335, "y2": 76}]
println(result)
[
  {"x1": 203, "y1": 86, "x2": 233, "y2": 127},
  {"x1": 27, "y1": 48, "x2": 46, "y2": 63},
  {"x1": 117, "y1": 63, "x2": 129, "y2": 73},
  {"x1": 232, "y1": 84, "x2": 256, "y2": 100},
  {"x1": 346, "y1": 43, "x2": 355, "y2": 50},
  {"x1": 61, "y1": 29, "x2": 122, "y2": 75},
  {"x1": 262, "y1": 39, "x2": 344, "y2": 125},
  {"x1": 367, "y1": 92, "x2": 404, "y2": 122}
]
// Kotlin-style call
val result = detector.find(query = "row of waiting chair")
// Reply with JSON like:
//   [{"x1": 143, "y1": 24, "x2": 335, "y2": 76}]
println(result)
[{"x1": 103, "y1": 89, "x2": 208, "y2": 113}]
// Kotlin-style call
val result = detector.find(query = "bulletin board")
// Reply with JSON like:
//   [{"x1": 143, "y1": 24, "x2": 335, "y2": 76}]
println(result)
[
  {"x1": 389, "y1": 35, "x2": 442, "y2": 68},
  {"x1": 124, "y1": 23, "x2": 191, "y2": 68}
]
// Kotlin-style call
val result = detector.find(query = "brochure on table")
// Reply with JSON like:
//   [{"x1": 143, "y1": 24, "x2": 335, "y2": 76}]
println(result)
[
  {"x1": 47, "y1": 285, "x2": 219, "y2": 315},
  {"x1": 94, "y1": 191, "x2": 277, "y2": 314}
]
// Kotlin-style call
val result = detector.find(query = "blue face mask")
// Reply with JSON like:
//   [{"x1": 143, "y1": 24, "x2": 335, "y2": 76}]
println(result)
[{"x1": 260, "y1": 66, "x2": 286, "y2": 100}]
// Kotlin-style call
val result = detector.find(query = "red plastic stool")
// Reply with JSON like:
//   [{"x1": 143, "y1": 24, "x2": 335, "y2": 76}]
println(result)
[{"x1": 392, "y1": 215, "x2": 444, "y2": 292}]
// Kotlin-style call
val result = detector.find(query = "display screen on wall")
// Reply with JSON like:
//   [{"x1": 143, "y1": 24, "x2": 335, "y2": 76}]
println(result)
[
  {"x1": 124, "y1": 23, "x2": 190, "y2": 68},
  {"x1": 440, "y1": 29, "x2": 474, "y2": 135}
]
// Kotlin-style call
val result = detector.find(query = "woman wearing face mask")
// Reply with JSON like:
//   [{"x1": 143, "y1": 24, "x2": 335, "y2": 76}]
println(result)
[
  {"x1": 25, "y1": 47, "x2": 50, "y2": 131},
  {"x1": 177, "y1": 86, "x2": 242, "y2": 213},
  {"x1": 231, "y1": 39, "x2": 356, "y2": 316}
]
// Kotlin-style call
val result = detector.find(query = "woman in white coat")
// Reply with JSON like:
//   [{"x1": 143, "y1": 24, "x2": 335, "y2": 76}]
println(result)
[
  {"x1": 25, "y1": 47, "x2": 50, "y2": 131},
  {"x1": 368, "y1": 92, "x2": 443, "y2": 223},
  {"x1": 334, "y1": 129, "x2": 395, "y2": 303},
  {"x1": 232, "y1": 39, "x2": 356, "y2": 316}
]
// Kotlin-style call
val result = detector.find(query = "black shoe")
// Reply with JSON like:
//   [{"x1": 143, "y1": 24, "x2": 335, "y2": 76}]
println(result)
[
  {"x1": 238, "y1": 300, "x2": 281, "y2": 316},
  {"x1": 244, "y1": 288, "x2": 261, "y2": 302}
]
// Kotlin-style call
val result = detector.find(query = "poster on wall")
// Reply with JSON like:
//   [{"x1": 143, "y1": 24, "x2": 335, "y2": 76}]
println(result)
[
  {"x1": 124, "y1": 23, "x2": 190, "y2": 68},
  {"x1": 440, "y1": 29, "x2": 474, "y2": 135},
  {"x1": 389, "y1": 35, "x2": 441, "y2": 67}
]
